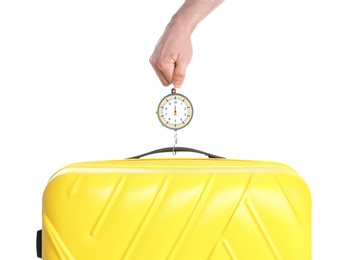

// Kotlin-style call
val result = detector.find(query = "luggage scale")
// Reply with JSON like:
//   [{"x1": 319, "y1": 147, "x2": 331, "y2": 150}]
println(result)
[{"x1": 157, "y1": 88, "x2": 193, "y2": 154}]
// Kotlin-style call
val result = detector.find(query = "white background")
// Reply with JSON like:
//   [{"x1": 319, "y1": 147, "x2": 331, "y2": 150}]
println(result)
[{"x1": 1, "y1": 0, "x2": 361, "y2": 259}]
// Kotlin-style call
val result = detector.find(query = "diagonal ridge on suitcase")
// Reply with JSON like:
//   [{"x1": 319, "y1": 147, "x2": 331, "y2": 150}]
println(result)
[
  {"x1": 68, "y1": 175, "x2": 84, "y2": 197},
  {"x1": 90, "y1": 175, "x2": 127, "y2": 237},
  {"x1": 245, "y1": 198, "x2": 282, "y2": 260},
  {"x1": 121, "y1": 174, "x2": 169, "y2": 259},
  {"x1": 273, "y1": 174, "x2": 304, "y2": 228},
  {"x1": 167, "y1": 174, "x2": 216, "y2": 259},
  {"x1": 208, "y1": 174, "x2": 252, "y2": 259},
  {"x1": 44, "y1": 213, "x2": 75, "y2": 260},
  {"x1": 222, "y1": 239, "x2": 238, "y2": 260}
]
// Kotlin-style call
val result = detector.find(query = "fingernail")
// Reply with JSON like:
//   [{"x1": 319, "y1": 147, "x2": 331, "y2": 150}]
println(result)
[{"x1": 174, "y1": 81, "x2": 182, "y2": 88}]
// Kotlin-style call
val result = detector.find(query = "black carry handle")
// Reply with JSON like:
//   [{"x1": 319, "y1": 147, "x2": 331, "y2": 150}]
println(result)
[{"x1": 128, "y1": 147, "x2": 224, "y2": 159}]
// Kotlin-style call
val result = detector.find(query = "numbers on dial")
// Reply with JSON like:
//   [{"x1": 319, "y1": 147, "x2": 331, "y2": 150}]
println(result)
[{"x1": 157, "y1": 93, "x2": 193, "y2": 130}]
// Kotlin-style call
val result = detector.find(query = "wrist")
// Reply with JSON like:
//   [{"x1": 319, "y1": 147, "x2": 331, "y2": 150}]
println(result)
[
  {"x1": 166, "y1": 19, "x2": 196, "y2": 38},
  {"x1": 168, "y1": 4, "x2": 205, "y2": 36}
]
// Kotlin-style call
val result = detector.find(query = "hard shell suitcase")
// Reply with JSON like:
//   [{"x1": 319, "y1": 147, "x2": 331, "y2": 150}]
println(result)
[{"x1": 36, "y1": 147, "x2": 312, "y2": 260}]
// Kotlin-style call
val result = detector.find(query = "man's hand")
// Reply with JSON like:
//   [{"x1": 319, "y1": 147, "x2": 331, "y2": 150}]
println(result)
[
  {"x1": 149, "y1": 23, "x2": 192, "y2": 88},
  {"x1": 150, "y1": 0, "x2": 224, "y2": 88}
]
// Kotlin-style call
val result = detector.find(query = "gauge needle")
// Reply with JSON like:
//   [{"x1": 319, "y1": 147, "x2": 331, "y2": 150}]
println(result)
[{"x1": 174, "y1": 105, "x2": 177, "y2": 116}]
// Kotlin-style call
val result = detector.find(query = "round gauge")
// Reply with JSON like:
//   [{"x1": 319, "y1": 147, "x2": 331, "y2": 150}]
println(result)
[{"x1": 157, "y1": 93, "x2": 193, "y2": 130}]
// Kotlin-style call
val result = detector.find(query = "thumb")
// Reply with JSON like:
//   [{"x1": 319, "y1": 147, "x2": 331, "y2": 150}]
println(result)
[{"x1": 172, "y1": 61, "x2": 187, "y2": 88}]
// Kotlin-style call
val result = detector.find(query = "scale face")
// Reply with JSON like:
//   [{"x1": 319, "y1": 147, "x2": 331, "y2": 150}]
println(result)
[{"x1": 157, "y1": 92, "x2": 193, "y2": 130}]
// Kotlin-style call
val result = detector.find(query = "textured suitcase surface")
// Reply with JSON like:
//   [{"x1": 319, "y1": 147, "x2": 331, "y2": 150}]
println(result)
[{"x1": 41, "y1": 157, "x2": 311, "y2": 260}]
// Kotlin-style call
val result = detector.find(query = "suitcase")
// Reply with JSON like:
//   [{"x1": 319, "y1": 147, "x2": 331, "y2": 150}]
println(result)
[{"x1": 36, "y1": 147, "x2": 312, "y2": 260}]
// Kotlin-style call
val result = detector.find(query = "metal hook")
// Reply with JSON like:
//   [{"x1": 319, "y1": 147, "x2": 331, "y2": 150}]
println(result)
[
  {"x1": 171, "y1": 88, "x2": 177, "y2": 156},
  {"x1": 172, "y1": 130, "x2": 178, "y2": 156}
]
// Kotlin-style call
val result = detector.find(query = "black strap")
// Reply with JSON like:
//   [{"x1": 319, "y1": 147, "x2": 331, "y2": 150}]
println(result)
[{"x1": 128, "y1": 147, "x2": 224, "y2": 159}]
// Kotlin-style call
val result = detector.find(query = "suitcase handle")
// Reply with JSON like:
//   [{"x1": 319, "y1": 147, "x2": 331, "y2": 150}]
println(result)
[{"x1": 128, "y1": 147, "x2": 224, "y2": 159}]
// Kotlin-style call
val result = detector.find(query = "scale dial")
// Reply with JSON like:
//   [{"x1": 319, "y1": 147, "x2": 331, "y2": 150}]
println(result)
[{"x1": 157, "y1": 93, "x2": 193, "y2": 130}]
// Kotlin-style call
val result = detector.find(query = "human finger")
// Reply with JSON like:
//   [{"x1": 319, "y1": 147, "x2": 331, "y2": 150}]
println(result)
[
  {"x1": 156, "y1": 60, "x2": 175, "y2": 85},
  {"x1": 172, "y1": 60, "x2": 188, "y2": 88},
  {"x1": 149, "y1": 57, "x2": 171, "y2": 86}
]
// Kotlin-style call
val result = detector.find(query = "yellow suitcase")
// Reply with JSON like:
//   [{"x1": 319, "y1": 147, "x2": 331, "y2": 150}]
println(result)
[{"x1": 36, "y1": 147, "x2": 311, "y2": 260}]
